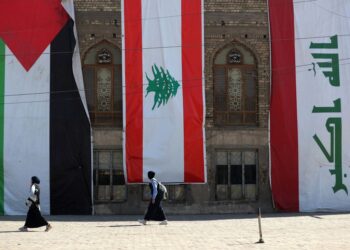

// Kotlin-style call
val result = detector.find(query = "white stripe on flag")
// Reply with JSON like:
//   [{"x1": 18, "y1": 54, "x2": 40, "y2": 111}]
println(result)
[
  {"x1": 142, "y1": 0, "x2": 184, "y2": 182},
  {"x1": 62, "y1": 0, "x2": 90, "y2": 119},
  {"x1": 4, "y1": 46, "x2": 50, "y2": 215}
]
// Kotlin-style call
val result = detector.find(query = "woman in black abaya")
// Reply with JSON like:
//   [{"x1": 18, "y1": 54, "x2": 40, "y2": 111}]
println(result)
[{"x1": 19, "y1": 176, "x2": 52, "y2": 232}]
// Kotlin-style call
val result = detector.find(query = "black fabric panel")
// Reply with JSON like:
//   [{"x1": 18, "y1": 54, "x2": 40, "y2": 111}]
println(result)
[{"x1": 50, "y1": 19, "x2": 92, "y2": 215}]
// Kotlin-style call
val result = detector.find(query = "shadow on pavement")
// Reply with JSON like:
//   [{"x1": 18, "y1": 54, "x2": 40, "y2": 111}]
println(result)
[
  {"x1": 0, "y1": 230, "x2": 31, "y2": 233},
  {"x1": 97, "y1": 224, "x2": 142, "y2": 228},
  {"x1": 0, "y1": 212, "x2": 349, "y2": 222}
]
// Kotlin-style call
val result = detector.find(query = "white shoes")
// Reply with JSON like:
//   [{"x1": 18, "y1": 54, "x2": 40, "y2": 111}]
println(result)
[
  {"x1": 138, "y1": 219, "x2": 147, "y2": 225},
  {"x1": 138, "y1": 219, "x2": 168, "y2": 225},
  {"x1": 159, "y1": 220, "x2": 168, "y2": 225},
  {"x1": 19, "y1": 226, "x2": 28, "y2": 232},
  {"x1": 45, "y1": 224, "x2": 52, "y2": 232}
]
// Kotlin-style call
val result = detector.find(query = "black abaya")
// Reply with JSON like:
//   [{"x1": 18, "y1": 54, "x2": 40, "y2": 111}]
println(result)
[
  {"x1": 144, "y1": 183, "x2": 166, "y2": 221},
  {"x1": 24, "y1": 204, "x2": 48, "y2": 228}
]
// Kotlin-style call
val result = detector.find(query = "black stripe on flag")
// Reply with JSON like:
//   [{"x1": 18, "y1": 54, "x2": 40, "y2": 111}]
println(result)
[{"x1": 50, "y1": 19, "x2": 92, "y2": 215}]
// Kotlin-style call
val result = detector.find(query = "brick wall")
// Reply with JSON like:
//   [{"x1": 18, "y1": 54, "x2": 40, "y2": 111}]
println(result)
[{"x1": 75, "y1": 0, "x2": 120, "y2": 11}]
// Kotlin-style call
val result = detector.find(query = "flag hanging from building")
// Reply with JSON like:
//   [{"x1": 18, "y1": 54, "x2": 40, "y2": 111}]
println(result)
[
  {"x1": 122, "y1": 0, "x2": 206, "y2": 183},
  {"x1": 269, "y1": 0, "x2": 350, "y2": 211},
  {"x1": 0, "y1": 0, "x2": 92, "y2": 215}
]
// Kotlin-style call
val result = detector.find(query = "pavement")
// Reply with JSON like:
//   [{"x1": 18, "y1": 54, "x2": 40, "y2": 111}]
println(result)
[{"x1": 0, "y1": 213, "x2": 349, "y2": 250}]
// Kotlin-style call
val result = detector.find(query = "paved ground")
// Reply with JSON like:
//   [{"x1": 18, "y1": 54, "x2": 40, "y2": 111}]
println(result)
[{"x1": 0, "y1": 213, "x2": 349, "y2": 249}]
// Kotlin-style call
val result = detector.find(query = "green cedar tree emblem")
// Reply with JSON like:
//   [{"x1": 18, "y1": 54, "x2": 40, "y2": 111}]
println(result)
[{"x1": 145, "y1": 64, "x2": 180, "y2": 110}]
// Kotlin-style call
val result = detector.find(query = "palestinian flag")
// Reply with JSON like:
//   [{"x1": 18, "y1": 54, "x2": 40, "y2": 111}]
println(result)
[
  {"x1": 0, "y1": 0, "x2": 92, "y2": 215},
  {"x1": 122, "y1": 0, "x2": 206, "y2": 183},
  {"x1": 270, "y1": 0, "x2": 350, "y2": 211}
]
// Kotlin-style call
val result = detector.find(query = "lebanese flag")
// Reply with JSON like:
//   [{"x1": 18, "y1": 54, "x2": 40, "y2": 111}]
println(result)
[
  {"x1": 270, "y1": 0, "x2": 350, "y2": 211},
  {"x1": 0, "y1": 0, "x2": 92, "y2": 215},
  {"x1": 122, "y1": 0, "x2": 206, "y2": 183}
]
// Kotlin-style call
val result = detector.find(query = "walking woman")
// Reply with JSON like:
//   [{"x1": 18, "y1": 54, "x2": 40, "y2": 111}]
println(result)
[
  {"x1": 139, "y1": 171, "x2": 167, "y2": 225},
  {"x1": 19, "y1": 176, "x2": 52, "y2": 232}
]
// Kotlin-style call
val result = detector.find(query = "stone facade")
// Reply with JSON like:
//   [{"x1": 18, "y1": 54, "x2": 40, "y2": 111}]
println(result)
[{"x1": 74, "y1": 0, "x2": 272, "y2": 214}]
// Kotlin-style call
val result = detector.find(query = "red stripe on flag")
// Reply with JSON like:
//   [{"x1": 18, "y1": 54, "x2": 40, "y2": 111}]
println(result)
[
  {"x1": 0, "y1": 0, "x2": 68, "y2": 71},
  {"x1": 182, "y1": 0, "x2": 205, "y2": 182},
  {"x1": 124, "y1": 0, "x2": 143, "y2": 182},
  {"x1": 269, "y1": 0, "x2": 299, "y2": 211}
]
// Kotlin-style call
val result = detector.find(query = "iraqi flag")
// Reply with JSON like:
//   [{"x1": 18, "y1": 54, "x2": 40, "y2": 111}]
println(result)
[
  {"x1": 0, "y1": 0, "x2": 92, "y2": 215},
  {"x1": 122, "y1": 0, "x2": 206, "y2": 183},
  {"x1": 269, "y1": 0, "x2": 350, "y2": 211}
]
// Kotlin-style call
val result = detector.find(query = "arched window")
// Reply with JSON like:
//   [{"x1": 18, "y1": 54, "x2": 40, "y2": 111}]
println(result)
[
  {"x1": 83, "y1": 41, "x2": 122, "y2": 127},
  {"x1": 213, "y1": 44, "x2": 258, "y2": 126}
]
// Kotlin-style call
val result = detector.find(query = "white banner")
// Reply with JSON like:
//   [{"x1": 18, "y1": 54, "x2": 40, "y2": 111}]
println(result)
[{"x1": 295, "y1": 0, "x2": 350, "y2": 211}]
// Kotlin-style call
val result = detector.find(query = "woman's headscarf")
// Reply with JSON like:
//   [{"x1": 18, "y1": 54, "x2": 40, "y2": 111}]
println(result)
[
  {"x1": 31, "y1": 176, "x2": 40, "y2": 184},
  {"x1": 147, "y1": 171, "x2": 155, "y2": 179}
]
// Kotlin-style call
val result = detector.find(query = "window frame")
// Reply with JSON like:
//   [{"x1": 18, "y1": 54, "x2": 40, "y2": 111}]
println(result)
[
  {"x1": 213, "y1": 46, "x2": 258, "y2": 127},
  {"x1": 83, "y1": 42, "x2": 122, "y2": 127},
  {"x1": 214, "y1": 149, "x2": 258, "y2": 201},
  {"x1": 93, "y1": 149, "x2": 127, "y2": 203}
]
